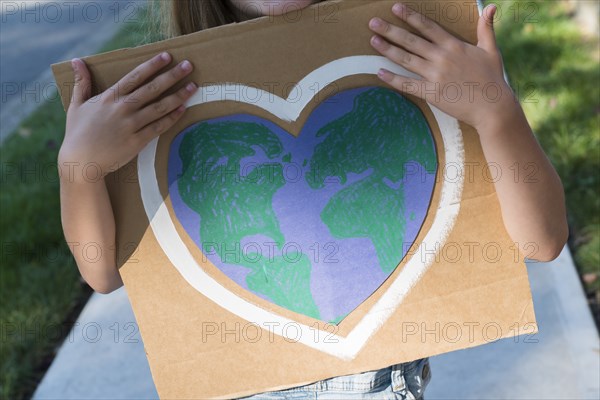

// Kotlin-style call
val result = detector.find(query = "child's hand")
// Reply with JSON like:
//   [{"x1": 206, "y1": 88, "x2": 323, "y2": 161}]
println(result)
[
  {"x1": 369, "y1": 2, "x2": 568, "y2": 260},
  {"x1": 59, "y1": 53, "x2": 198, "y2": 183},
  {"x1": 368, "y1": 3, "x2": 515, "y2": 132}
]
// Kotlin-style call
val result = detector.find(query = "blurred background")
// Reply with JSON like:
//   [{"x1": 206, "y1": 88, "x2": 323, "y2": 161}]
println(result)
[{"x1": 1, "y1": 0, "x2": 598, "y2": 399}]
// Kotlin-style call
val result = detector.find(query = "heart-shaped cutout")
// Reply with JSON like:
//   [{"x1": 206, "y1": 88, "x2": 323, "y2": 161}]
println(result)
[
  {"x1": 167, "y1": 86, "x2": 437, "y2": 324},
  {"x1": 138, "y1": 55, "x2": 464, "y2": 360}
]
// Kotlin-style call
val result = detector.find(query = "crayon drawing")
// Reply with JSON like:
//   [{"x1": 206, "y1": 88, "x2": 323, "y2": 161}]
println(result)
[
  {"x1": 167, "y1": 86, "x2": 437, "y2": 324},
  {"x1": 137, "y1": 55, "x2": 464, "y2": 359}
]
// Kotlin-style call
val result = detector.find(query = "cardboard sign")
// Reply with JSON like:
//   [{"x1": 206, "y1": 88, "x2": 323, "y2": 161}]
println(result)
[{"x1": 52, "y1": 1, "x2": 538, "y2": 398}]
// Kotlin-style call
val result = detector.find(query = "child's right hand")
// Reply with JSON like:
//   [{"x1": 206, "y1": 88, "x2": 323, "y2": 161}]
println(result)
[{"x1": 59, "y1": 52, "x2": 198, "y2": 183}]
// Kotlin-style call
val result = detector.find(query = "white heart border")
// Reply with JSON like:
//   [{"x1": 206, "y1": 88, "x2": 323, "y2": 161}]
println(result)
[{"x1": 137, "y1": 55, "x2": 464, "y2": 360}]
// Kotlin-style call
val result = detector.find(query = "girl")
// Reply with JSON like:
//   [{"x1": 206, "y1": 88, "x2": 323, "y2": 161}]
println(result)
[{"x1": 58, "y1": 1, "x2": 568, "y2": 399}]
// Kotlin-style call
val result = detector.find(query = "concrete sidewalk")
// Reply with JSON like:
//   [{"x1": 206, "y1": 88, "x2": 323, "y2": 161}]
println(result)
[{"x1": 33, "y1": 246, "x2": 600, "y2": 399}]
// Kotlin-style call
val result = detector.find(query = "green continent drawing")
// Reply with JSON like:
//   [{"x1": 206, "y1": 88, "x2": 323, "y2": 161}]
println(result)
[
  {"x1": 177, "y1": 121, "x2": 320, "y2": 319},
  {"x1": 307, "y1": 88, "x2": 437, "y2": 273},
  {"x1": 173, "y1": 87, "x2": 438, "y2": 323},
  {"x1": 241, "y1": 252, "x2": 319, "y2": 319}
]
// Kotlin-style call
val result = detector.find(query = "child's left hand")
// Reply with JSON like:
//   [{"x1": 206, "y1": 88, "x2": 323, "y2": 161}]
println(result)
[
  {"x1": 368, "y1": 2, "x2": 516, "y2": 132},
  {"x1": 369, "y1": 2, "x2": 569, "y2": 261}
]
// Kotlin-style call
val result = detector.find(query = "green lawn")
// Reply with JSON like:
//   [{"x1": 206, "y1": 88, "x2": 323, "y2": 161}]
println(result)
[
  {"x1": 0, "y1": 14, "x2": 152, "y2": 400},
  {"x1": 0, "y1": 1, "x2": 598, "y2": 398}
]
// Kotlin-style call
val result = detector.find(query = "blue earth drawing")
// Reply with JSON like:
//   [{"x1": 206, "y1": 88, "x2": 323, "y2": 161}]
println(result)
[{"x1": 167, "y1": 86, "x2": 438, "y2": 324}]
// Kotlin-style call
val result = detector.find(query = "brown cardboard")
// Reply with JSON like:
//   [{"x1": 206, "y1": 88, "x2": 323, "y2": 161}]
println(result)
[{"x1": 52, "y1": 1, "x2": 538, "y2": 398}]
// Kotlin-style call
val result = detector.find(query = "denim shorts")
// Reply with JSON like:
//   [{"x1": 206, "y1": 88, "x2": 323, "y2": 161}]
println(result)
[{"x1": 238, "y1": 357, "x2": 432, "y2": 400}]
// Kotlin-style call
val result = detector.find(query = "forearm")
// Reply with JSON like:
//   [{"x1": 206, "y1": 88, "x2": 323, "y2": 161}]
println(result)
[
  {"x1": 59, "y1": 173, "x2": 123, "y2": 293},
  {"x1": 476, "y1": 99, "x2": 568, "y2": 261}
]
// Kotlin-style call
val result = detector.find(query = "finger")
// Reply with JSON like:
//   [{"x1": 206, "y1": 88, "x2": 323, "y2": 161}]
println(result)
[
  {"x1": 111, "y1": 52, "x2": 172, "y2": 97},
  {"x1": 125, "y1": 60, "x2": 193, "y2": 109},
  {"x1": 370, "y1": 35, "x2": 428, "y2": 75},
  {"x1": 368, "y1": 17, "x2": 435, "y2": 60},
  {"x1": 477, "y1": 4, "x2": 498, "y2": 53},
  {"x1": 70, "y1": 58, "x2": 92, "y2": 106},
  {"x1": 391, "y1": 2, "x2": 454, "y2": 45},
  {"x1": 135, "y1": 105, "x2": 186, "y2": 144},
  {"x1": 377, "y1": 68, "x2": 426, "y2": 99},
  {"x1": 133, "y1": 82, "x2": 197, "y2": 130}
]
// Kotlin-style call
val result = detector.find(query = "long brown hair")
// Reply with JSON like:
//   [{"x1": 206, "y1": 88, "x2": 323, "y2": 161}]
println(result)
[
  {"x1": 152, "y1": 0, "x2": 239, "y2": 39},
  {"x1": 151, "y1": 1, "x2": 328, "y2": 39}
]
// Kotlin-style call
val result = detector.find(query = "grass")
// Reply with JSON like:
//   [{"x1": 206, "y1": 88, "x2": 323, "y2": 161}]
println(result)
[
  {"x1": 0, "y1": 1, "x2": 598, "y2": 398},
  {"x1": 492, "y1": 0, "x2": 600, "y2": 301},
  {"x1": 0, "y1": 12, "x2": 152, "y2": 400},
  {"x1": 0, "y1": 96, "x2": 84, "y2": 397}
]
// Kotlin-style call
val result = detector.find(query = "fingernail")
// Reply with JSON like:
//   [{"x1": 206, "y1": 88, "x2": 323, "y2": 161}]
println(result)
[
  {"x1": 378, "y1": 68, "x2": 393, "y2": 82},
  {"x1": 176, "y1": 105, "x2": 186, "y2": 114},
  {"x1": 371, "y1": 35, "x2": 383, "y2": 46},
  {"x1": 181, "y1": 60, "x2": 192, "y2": 71},
  {"x1": 488, "y1": 4, "x2": 497, "y2": 20},
  {"x1": 71, "y1": 59, "x2": 81, "y2": 80},
  {"x1": 161, "y1": 52, "x2": 170, "y2": 61},
  {"x1": 369, "y1": 18, "x2": 382, "y2": 29},
  {"x1": 186, "y1": 82, "x2": 197, "y2": 92},
  {"x1": 393, "y1": 3, "x2": 404, "y2": 14}
]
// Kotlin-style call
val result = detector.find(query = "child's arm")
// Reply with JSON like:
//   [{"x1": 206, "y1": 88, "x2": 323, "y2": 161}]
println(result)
[
  {"x1": 59, "y1": 172, "x2": 121, "y2": 293},
  {"x1": 368, "y1": 3, "x2": 568, "y2": 261},
  {"x1": 58, "y1": 54, "x2": 198, "y2": 293}
]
